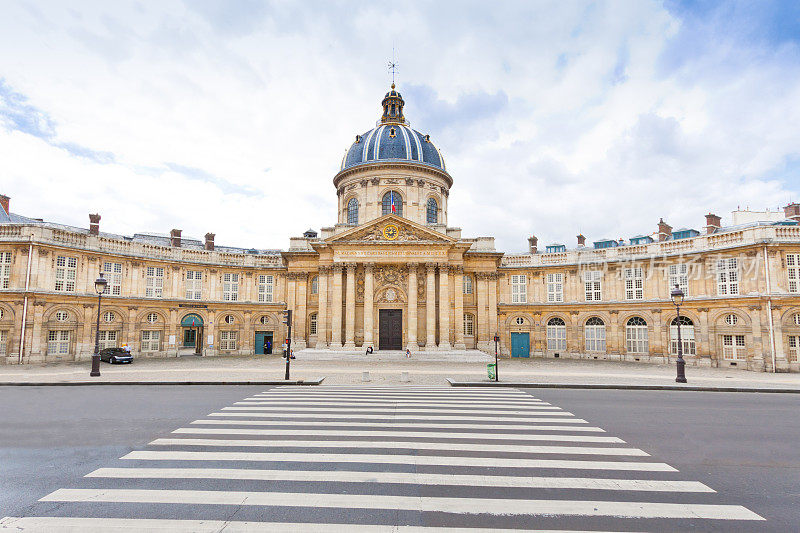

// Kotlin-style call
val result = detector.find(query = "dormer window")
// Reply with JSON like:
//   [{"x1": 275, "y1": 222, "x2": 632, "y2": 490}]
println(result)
[
  {"x1": 424, "y1": 134, "x2": 431, "y2": 142},
  {"x1": 389, "y1": 127, "x2": 396, "y2": 138},
  {"x1": 355, "y1": 135, "x2": 362, "y2": 143}
]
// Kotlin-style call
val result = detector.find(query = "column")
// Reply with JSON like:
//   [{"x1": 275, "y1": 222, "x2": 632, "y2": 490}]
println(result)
[
  {"x1": 363, "y1": 263, "x2": 375, "y2": 348},
  {"x1": 476, "y1": 274, "x2": 489, "y2": 352},
  {"x1": 406, "y1": 263, "x2": 419, "y2": 351},
  {"x1": 315, "y1": 266, "x2": 330, "y2": 348},
  {"x1": 425, "y1": 264, "x2": 437, "y2": 349},
  {"x1": 294, "y1": 273, "x2": 308, "y2": 350},
  {"x1": 286, "y1": 274, "x2": 296, "y2": 345},
  {"x1": 438, "y1": 264, "x2": 452, "y2": 350},
  {"x1": 331, "y1": 265, "x2": 343, "y2": 347},
  {"x1": 488, "y1": 273, "x2": 499, "y2": 339},
  {"x1": 453, "y1": 266, "x2": 466, "y2": 350},
  {"x1": 344, "y1": 263, "x2": 357, "y2": 349}
]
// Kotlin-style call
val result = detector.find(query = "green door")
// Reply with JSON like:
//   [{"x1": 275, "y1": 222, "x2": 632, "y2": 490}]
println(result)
[
  {"x1": 255, "y1": 331, "x2": 273, "y2": 355},
  {"x1": 511, "y1": 332, "x2": 530, "y2": 358}
]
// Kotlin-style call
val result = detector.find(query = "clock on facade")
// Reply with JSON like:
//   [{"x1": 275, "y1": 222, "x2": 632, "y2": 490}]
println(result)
[{"x1": 382, "y1": 224, "x2": 399, "y2": 240}]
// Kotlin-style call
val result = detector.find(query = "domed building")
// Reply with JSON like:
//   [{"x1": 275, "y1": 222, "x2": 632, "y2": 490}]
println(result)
[{"x1": 0, "y1": 84, "x2": 798, "y2": 372}]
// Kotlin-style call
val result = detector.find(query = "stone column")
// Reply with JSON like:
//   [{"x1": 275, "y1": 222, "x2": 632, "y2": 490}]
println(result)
[
  {"x1": 363, "y1": 263, "x2": 375, "y2": 348},
  {"x1": 453, "y1": 266, "x2": 466, "y2": 350},
  {"x1": 488, "y1": 273, "x2": 499, "y2": 340},
  {"x1": 438, "y1": 264, "x2": 452, "y2": 350},
  {"x1": 331, "y1": 265, "x2": 343, "y2": 347},
  {"x1": 476, "y1": 273, "x2": 489, "y2": 352},
  {"x1": 425, "y1": 263, "x2": 437, "y2": 349},
  {"x1": 286, "y1": 273, "x2": 296, "y2": 344},
  {"x1": 29, "y1": 302, "x2": 45, "y2": 363},
  {"x1": 294, "y1": 273, "x2": 308, "y2": 350},
  {"x1": 343, "y1": 263, "x2": 357, "y2": 349},
  {"x1": 406, "y1": 263, "x2": 419, "y2": 351},
  {"x1": 315, "y1": 266, "x2": 330, "y2": 348}
]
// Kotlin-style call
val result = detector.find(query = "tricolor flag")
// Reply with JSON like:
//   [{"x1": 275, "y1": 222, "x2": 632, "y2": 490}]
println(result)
[{"x1": 390, "y1": 191, "x2": 396, "y2": 213}]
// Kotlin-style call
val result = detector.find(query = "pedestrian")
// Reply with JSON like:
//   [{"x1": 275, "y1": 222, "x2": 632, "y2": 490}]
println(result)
[
  {"x1": 122, "y1": 343, "x2": 131, "y2": 354},
  {"x1": 365, "y1": 346, "x2": 373, "y2": 355},
  {"x1": 281, "y1": 341, "x2": 287, "y2": 357},
  {"x1": 406, "y1": 348, "x2": 411, "y2": 358},
  {"x1": 290, "y1": 348, "x2": 295, "y2": 360},
  {"x1": 266, "y1": 340, "x2": 272, "y2": 354}
]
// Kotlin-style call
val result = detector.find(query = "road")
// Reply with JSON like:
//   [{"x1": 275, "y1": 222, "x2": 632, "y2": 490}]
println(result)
[{"x1": 0, "y1": 385, "x2": 796, "y2": 531}]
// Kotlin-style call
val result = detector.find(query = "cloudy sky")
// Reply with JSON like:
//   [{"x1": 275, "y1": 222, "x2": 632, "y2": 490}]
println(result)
[{"x1": 1, "y1": 1, "x2": 799, "y2": 253}]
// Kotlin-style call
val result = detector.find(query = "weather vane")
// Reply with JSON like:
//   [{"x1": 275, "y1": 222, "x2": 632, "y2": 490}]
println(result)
[{"x1": 388, "y1": 60, "x2": 398, "y2": 85}]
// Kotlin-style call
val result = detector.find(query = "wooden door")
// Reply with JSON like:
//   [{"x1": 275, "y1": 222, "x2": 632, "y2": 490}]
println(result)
[{"x1": 379, "y1": 309, "x2": 403, "y2": 350}]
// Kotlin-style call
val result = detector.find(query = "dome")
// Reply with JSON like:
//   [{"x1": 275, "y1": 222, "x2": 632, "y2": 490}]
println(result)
[{"x1": 339, "y1": 84, "x2": 446, "y2": 172}]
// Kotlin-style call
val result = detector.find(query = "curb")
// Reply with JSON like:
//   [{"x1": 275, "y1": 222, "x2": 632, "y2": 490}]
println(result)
[
  {"x1": 0, "y1": 378, "x2": 325, "y2": 387},
  {"x1": 446, "y1": 379, "x2": 800, "y2": 393}
]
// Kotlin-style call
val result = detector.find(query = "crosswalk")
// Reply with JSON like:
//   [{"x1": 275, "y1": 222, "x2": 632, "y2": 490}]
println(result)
[{"x1": 1, "y1": 386, "x2": 764, "y2": 531}]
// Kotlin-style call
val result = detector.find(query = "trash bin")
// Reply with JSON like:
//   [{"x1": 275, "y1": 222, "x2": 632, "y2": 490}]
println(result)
[{"x1": 487, "y1": 363, "x2": 496, "y2": 380}]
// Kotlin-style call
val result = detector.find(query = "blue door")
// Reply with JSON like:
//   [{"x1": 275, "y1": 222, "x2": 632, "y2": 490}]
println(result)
[
  {"x1": 255, "y1": 331, "x2": 273, "y2": 355},
  {"x1": 511, "y1": 332, "x2": 530, "y2": 358}
]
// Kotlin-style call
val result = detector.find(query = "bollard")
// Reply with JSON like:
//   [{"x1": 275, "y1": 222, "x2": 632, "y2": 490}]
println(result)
[
  {"x1": 401, "y1": 371, "x2": 409, "y2": 382},
  {"x1": 362, "y1": 371, "x2": 370, "y2": 382}
]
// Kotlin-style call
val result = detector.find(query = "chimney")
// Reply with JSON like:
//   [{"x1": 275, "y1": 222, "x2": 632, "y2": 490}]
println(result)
[
  {"x1": 577, "y1": 234, "x2": 586, "y2": 247},
  {"x1": 784, "y1": 203, "x2": 800, "y2": 223},
  {"x1": 170, "y1": 228, "x2": 182, "y2": 247},
  {"x1": 89, "y1": 213, "x2": 101, "y2": 235},
  {"x1": 0, "y1": 195, "x2": 9, "y2": 215},
  {"x1": 705, "y1": 213, "x2": 721, "y2": 234},
  {"x1": 528, "y1": 235, "x2": 538, "y2": 254},
  {"x1": 204, "y1": 232, "x2": 215, "y2": 251},
  {"x1": 657, "y1": 218, "x2": 672, "y2": 242}
]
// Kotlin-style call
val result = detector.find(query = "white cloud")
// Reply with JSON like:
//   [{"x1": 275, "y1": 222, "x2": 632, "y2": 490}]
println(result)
[{"x1": 0, "y1": 0, "x2": 799, "y2": 254}]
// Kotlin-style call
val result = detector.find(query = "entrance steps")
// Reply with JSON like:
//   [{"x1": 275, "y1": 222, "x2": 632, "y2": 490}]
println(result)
[{"x1": 295, "y1": 348, "x2": 492, "y2": 363}]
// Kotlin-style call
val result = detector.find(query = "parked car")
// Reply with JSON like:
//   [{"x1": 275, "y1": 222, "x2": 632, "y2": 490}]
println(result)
[{"x1": 99, "y1": 347, "x2": 133, "y2": 364}]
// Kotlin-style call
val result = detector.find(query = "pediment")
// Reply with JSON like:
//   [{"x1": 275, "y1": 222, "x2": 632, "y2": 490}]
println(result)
[{"x1": 326, "y1": 214, "x2": 456, "y2": 245}]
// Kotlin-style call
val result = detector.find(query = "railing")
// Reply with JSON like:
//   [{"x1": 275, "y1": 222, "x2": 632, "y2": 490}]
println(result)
[
  {"x1": 708, "y1": 231, "x2": 744, "y2": 247},
  {"x1": 52, "y1": 229, "x2": 86, "y2": 246},
  {"x1": 776, "y1": 227, "x2": 800, "y2": 241}
]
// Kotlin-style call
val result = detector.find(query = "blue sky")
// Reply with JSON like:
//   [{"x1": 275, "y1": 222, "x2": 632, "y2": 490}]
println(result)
[{"x1": 1, "y1": 0, "x2": 799, "y2": 252}]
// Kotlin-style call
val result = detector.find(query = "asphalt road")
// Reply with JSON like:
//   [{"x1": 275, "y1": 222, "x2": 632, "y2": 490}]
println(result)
[{"x1": 0, "y1": 385, "x2": 797, "y2": 531}]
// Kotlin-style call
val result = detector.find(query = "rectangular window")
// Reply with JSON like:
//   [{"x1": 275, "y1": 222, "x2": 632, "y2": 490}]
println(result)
[
  {"x1": 624, "y1": 267, "x2": 644, "y2": 300},
  {"x1": 583, "y1": 270, "x2": 602, "y2": 301},
  {"x1": 47, "y1": 330, "x2": 70, "y2": 355},
  {"x1": 722, "y1": 334, "x2": 746, "y2": 360},
  {"x1": 463, "y1": 275, "x2": 473, "y2": 294},
  {"x1": 97, "y1": 330, "x2": 117, "y2": 350},
  {"x1": 716, "y1": 258, "x2": 739, "y2": 296},
  {"x1": 145, "y1": 266, "x2": 164, "y2": 298},
  {"x1": 102, "y1": 261, "x2": 122, "y2": 296},
  {"x1": 546, "y1": 273, "x2": 563, "y2": 303},
  {"x1": 55, "y1": 256, "x2": 77, "y2": 292},
  {"x1": 186, "y1": 270, "x2": 203, "y2": 300},
  {"x1": 220, "y1": 330, "x2": 237, "y2": 350},
  {"x1": 670, "y1": 325, "x2": 696, "y2": 355},
  {"x1": 546, "y1": 324, "x2": 566, "y2": 351},
  {"x1": 223, "y1": 273, "x2": 239, "y2": 301},
  {"x1": 0, "y1": 330, "x2": 7, "y2": 355},
  {"x1": 788, "y1": 254, "x2": 800, "y2": 294},
  {"x1": 0, "y1": 251, "x2": 11, "y2": 289},
  {"x1": 668, "y1": 263, "x2": 689, "y2": 295},
  {"x1": 258, "y1": 274, "x2": 274, "y2": 303},
  {"x1": 141, "y1": 330, "x2": 161, "y2": 352},
  {"x1": 789, "y1": 335, "x2": 799, "y2": 363},
  {"x1": 463, "y1": 314, "x2": 475, "y2": 336},
  {"x1": 511, "y1": 274, "x2": 527, "y2": 303}
]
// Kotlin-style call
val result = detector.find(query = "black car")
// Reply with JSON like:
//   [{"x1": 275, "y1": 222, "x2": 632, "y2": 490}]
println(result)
[{"x1": 99, "y1": 347, "x2": 133, "y2": 364}]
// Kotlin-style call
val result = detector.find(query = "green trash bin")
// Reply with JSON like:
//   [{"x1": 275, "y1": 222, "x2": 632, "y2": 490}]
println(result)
[{"x1": 487, "y1": 363, "x2": 496, "y2": 380}]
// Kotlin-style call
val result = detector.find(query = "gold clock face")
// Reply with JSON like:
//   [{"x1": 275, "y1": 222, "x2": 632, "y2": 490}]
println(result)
[{"x1": 382, "y1": 224, "x2": 399, "y2": 240}]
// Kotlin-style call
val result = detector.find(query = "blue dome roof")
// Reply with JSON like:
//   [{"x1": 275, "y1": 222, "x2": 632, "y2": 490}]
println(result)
[{"x1": 340, "y1": 123, "x2": 446, "y2": 172}]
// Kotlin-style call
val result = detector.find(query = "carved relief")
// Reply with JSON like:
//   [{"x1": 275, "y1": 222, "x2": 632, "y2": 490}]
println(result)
[
  {"x1": 385, "y1": 178, "x2": 400, "y2": 184},
  {"x1": 377, "y1": 286, "x2": 406, "y2": 303},
  {"x1": 360, "y1": 179, "x2": 368, "y2": 187},
  {"x1": 416, "y1": 179, "x2": 425, "y2": 187},
  {"x1": 370, "y1": 177, "x2": 380, "y2": 185},
  {"x1": 356, "y1": 269, "x2": 365, "y2": 302},
  {"x1": 405, "y1": 178, "x2": 414, "y2": 185},
  {"x1": 418, "y1": 274, "x2": 426, "y2": 302}
]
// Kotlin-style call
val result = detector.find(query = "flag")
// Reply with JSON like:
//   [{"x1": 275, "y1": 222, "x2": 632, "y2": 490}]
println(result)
[{"x1": 390, "y1": 191, "x2": 396, "y2": 213}]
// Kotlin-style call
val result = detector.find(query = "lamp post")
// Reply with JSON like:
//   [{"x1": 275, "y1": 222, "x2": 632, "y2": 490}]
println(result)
[
  {"x1": 90, "y1": 274, "x2": 108, "y2": 377},
  {"x1": 670, "y1": 284, "x2": 687, "y2": 384},
  {"x1": 493, "y1": 333, "x2": 499, "y2": 382}
]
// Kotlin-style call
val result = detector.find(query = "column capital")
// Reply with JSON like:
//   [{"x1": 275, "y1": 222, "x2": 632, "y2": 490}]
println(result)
[
  {"x1": 344, "y1": 262, "x2": 358, "y2": 272},
  {"x1": 332, "y1": 263, "x2": 344, "y2": 273},
  {"x1": 452, "y1": 265, "x2": 464, "y2": 274},
  {"x1": 426, "y1": 263, "x2": 437, "y2": 273},
  {"x1": 318, "y1": 265, "x2": 333, "y2": 274},
  {"x1": 287, "y1": 271, "x2": 307, "y2": 281},
  {"x1": 437, "y1": 263, "x2": 450, "y2": 273},
  {"x1": 406, "y1": 262, "x2": 419, "y2": 269},
  {"x1": 364, "y1": 262, "x2": 376, "y2": 272}
]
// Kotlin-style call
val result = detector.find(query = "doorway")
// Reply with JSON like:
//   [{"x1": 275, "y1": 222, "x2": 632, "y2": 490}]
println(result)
[
  {"x1": 255, "y1": 331, "x2": 274, "y2": 355},
  {"x1": 379, "y1": 309, "x2": 403, "y2": 350},
  {"x1": 511, "y1": 332, "x2": 530, "y2": 357},
  {"x1": 180, "y1": 313, "x2": 204, "y2": 355}
]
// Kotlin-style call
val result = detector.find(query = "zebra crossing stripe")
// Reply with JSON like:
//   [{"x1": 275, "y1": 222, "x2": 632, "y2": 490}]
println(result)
[
  {"x1": 172, "y1": 427, "x2": 622, "y2": 442},
  {"x1": 235, "y1": 400, "x2": 550, "y2": 406},
  {"x1": 120, "y1": 450, "x2": 674, "y2": 471},
  {"x1": 0, "y1": 516, "x2": 635, "y2": 532},
  {"x1": 148, "y1": 437, "x2": 649, "y2": 456},
  {"x1": 218, "y1": 406, "x2": 565, "y2": 413},
  {"x1": 189, "y1": 419, "x2": 599, "y2": 431},
  {"x1": 38, "y1": 489, "x2": 764, "y2": 520},
  {"x1": 87, "y1": 467, "x2": 712, "y2": 492},
  {"x1": 210, "y1": 411, "x2": 576, "y2": 420}
]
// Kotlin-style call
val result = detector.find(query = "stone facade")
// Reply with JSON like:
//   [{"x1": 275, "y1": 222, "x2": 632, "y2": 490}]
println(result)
[{"x1": 1, "y1": 87, "x2": 799, "y2": 372}]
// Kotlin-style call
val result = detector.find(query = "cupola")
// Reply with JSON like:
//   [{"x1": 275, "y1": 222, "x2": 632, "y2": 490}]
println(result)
[{"x1": 381, "y1": 83, "x2": 405, "y2": 124}]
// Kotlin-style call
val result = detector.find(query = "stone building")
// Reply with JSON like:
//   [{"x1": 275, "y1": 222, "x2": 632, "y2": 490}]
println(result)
[{"x1": 1, "y1": 85, "x2": 799, "y2": 372}]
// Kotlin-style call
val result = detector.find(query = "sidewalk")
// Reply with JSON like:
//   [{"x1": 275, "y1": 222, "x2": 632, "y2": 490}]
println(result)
[{"x1": 0, "y1": 355, "x2": 797, "y2": 390}]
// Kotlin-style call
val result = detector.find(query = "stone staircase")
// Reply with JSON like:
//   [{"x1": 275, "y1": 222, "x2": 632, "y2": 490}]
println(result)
[{"x1": 294, "y1": 348, "x2": 493, "y2": 362}]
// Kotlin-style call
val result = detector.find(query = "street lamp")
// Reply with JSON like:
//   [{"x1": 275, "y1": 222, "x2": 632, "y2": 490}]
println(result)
[
  {"x1": 90, "y1": 274, "x2": 108, "y2": 377},
  {"x1": 670, "y1": 284, "x2": 687, "y2": 383}
]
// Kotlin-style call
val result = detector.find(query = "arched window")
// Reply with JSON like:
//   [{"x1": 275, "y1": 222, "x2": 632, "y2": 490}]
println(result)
[
  {"x1": 426, "y1": 197, "x2": 438, "y2": 224},
  {"x1": 347, "y1": 198, "x2": 358, "y2": 225},
  {"x1": 670, "y1": 316, "x2": 696, "y2": 355},
  {"x1": 381, "y1": 191, "x2": 403, "y2": 216},
  {"x1": 463, "y1": 313, "x2": 475, "y2": 336},
  {"x1": 309, "y1": 313, "x2": 318, "y2": 335},
  {"x1": 547, "y1": 317, "x2": 566, "y2": 351},
  {"x1": 311, "y1": 276, "x2": 319, "y2": 295},
  {"x1": 463, "y1": 275, "x2": 473, "y2": 294},
  {"x1": 585, "y1": 317, "x2": 606, "y2": 352},
  {"x1": 626, "y1": 316, "x2": 648, "y2": 353}
]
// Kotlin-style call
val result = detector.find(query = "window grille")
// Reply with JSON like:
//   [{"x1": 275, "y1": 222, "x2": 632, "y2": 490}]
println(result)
[
  {"x1": 584, "y1": 317, "x2": 606, "y2": 352},
  {"x1": 625, "y1": 316, "x2": 648, "y2": 353},
  {"x1": 546, "y1": 317, "x2": 566, "y2": 351}
]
